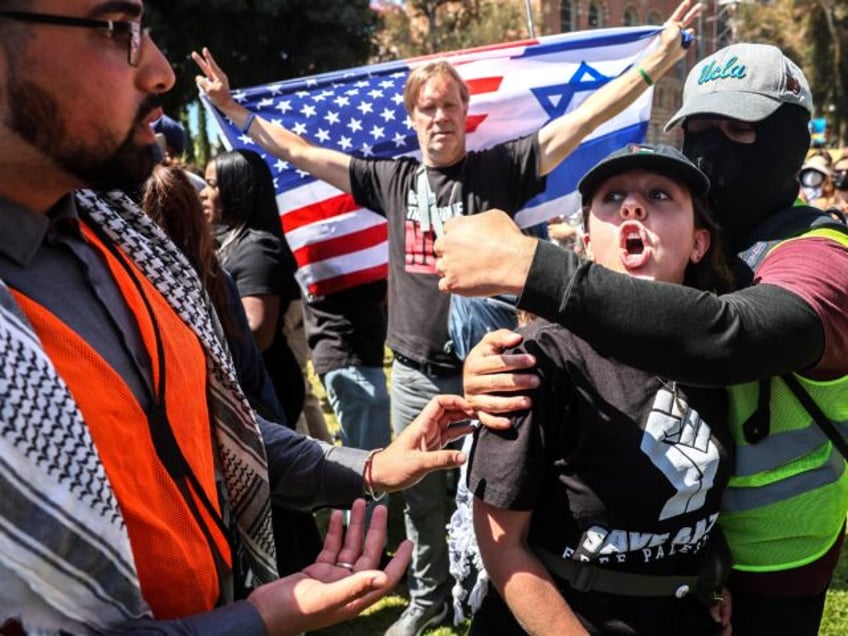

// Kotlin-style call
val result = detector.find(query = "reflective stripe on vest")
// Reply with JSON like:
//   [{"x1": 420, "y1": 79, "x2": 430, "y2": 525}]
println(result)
[
  {"x1": 730, "y1": 375, "x2": 848, "y2": 480},
  {"x1": 722, "y1": 374, "x2": 848, "y2": 572},
  {"x1": 720, "y1": 228, "x2": 848, "y2": 572},
  {"x1": 723, "y1": 442, "x2": 845, "y2": 511},
  {"x1": 10, "y1": 225, "x2": 231, "y2": 617}
]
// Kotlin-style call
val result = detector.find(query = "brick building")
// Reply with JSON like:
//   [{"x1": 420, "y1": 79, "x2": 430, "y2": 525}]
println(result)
[{"x1": 380, "y1": 0, "x2": 729, "y2": 145}]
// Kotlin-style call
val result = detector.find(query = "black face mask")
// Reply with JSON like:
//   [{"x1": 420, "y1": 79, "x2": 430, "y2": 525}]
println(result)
[
  {"x1": 834, "y1": 170, "x2": 848, "y2": 192},
  {"x1": 682, "y1": 105, "x2": 811, "y2": 249}
]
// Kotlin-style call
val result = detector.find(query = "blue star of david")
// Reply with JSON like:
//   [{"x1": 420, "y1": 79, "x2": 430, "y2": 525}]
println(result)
[{"x1": 531, "y1": 61, "x2": 614, "y2": 124}]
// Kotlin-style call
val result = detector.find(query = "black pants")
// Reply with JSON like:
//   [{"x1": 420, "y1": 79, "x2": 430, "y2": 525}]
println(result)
[
  {"x1": 730, "y1": 588, "x2": 827, "y2": 636},
  {"x1": 469, "y1": 582, "x2": 720, "y2": 635},
  {"x1": 272, "y1": 506, "x2": 323, "y2": 576}
]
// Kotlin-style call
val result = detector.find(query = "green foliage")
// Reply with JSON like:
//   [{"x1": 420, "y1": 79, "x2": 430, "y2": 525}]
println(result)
[
  {"x1": 143, "y1": 0, "x2": 376, "y2": 164},
  {"x1": 736, "y1": 0, "x2": 848, "y2": 145},
  {"x1": 820, "y1": 543, "x2": 848, "y2": 635},
  {"x1": 437, "y1": 1, "x2": 527, "y2": 53},
  {"x1": 372, "y1": 0, "x2": 528, "y2": 60}
]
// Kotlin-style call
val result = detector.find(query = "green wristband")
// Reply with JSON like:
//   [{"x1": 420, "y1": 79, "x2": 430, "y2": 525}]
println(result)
[{"x1": 637, "y1": 65, "x2": 654, "y2": 87}]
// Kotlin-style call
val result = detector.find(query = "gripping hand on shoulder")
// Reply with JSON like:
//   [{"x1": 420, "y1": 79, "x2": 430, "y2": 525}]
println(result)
[{"x1": 463, "y1": 330, "x2": 540, "y2": 430}]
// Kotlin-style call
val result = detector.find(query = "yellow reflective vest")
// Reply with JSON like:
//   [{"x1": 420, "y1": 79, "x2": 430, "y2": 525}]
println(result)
[{"x1": 720, "y1": 223, "x2": 848, "y2": 572}]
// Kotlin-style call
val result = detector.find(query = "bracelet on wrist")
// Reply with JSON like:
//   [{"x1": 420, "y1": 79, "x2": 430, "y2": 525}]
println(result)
[
  {"x1": 636, "y1": 65, "x2": 654, "y2": 87},
  {"x1": 362, "y1": 448, "x2": 386, "y2": 502},
  {"x1": 241, "y1": 111, "x2": 257, "y2": 134}
]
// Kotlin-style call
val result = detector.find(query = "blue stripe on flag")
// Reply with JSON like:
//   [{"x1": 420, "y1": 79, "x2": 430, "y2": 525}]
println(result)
[{"x1": 516, "y1": 26, "x2": 661, "y2": 58}]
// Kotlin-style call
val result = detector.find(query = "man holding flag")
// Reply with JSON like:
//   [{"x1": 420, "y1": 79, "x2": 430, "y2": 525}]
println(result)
[{"x1": 194, "y1": 3, "x2": 700, "y2": 632}]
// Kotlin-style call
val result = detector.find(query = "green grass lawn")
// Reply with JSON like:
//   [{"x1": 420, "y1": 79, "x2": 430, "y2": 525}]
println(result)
[
  {"x1": 821, "y1": 546, "x2": 848, "y2": 636},
  {"x1": 306, "y1": 363, "x2": 848, "y2": 636},
  {"x1": 311, "y1": 493, "x2": 468, "y2": 636}
]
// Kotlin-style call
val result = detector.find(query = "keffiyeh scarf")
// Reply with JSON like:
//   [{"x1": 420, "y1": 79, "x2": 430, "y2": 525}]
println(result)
[
  {"x1": 0, "y1": 190, "x2": 277, "y2": 634},
  {"x1": 447, "y1": 433, "x2": 489, "y2": 626}
]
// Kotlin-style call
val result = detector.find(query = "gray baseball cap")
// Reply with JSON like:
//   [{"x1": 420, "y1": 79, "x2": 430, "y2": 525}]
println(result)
[{"x1": 665, "y1": 43, "x2": 813, "y2": 131}]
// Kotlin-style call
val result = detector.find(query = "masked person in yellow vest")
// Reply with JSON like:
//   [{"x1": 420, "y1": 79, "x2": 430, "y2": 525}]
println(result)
[
  {"x1": 0, "y1": 2, "x2": 477, "y2": 634},
  {"x1": 434, "y1": 44, "x2": 848, "y2": 636}
]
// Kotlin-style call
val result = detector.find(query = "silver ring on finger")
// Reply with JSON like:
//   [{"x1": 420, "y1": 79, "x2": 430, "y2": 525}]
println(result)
[{"x1": 336, "y1": 561, "x2": 355, "y2": 571}]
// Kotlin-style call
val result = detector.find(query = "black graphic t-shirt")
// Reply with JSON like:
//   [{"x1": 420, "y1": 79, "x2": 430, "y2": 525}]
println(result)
[
  {"x1": 468, "y1": 319, "x2": 733, "y2": 635},
  {"x1": 349, "y1": 135, "x2": 544, "y2": 367},
  {"x1": 302, "y1": 279, "x2": 387, "y2": 376}
]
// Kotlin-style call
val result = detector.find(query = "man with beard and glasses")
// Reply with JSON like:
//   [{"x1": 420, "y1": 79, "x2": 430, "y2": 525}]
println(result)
[
  {"x1": 434, "y1": 43, "x2": 848, "y2": 635},
  {"x1": 0, "y1": 2, "x2": 482, "y2": 635}
]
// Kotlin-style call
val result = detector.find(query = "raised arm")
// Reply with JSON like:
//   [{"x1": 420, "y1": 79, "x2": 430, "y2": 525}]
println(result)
[
  {"x1": 437, "y1": 214, "x2": 832, "y2": 390},
  {"x1": 192, "y1": 48, "x2": 353, "y2": 194},
  {"x1": 515, "y1": 240, "x2": 828, "y2": 385},
  {"x1": 537, "y1": 0, "x2": 701, "y2": 175}
]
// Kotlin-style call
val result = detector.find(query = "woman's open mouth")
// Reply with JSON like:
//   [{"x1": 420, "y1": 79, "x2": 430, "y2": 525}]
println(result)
[{"x1": 619, "y1": 223, "x2": 651, "y2": 269}]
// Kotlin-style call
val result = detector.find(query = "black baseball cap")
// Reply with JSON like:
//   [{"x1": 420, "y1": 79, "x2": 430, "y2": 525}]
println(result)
[{"x1": 578, "y1": 143, "x2": 710, "y2": 204}]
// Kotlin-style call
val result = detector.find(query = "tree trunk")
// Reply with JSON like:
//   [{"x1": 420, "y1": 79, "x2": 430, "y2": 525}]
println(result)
[{"x1": 817, "y1": 0, "x2": 845, "y2": 144}]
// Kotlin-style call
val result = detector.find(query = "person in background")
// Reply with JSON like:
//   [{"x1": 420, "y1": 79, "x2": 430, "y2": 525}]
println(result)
[
  {"x1": 193, "y1": 4, "x2": 702, "y2": 632},
  {"x1": 828, "y1": 153, "x2": 848, "y2": 221},
  {"x1": 202, "y1": 148, "x2": 331, "y2": 575},
  {"x1": 148, "y1": 165, "x2": 487, "y2": 595},
  {"x1": 142, "y1": 166, "x2": 461, "y2": 581},
  {"x1": 546, "y1": 214, "x2": 581, "y2": 252},
  {"x1": 152, "y1": 113, "x2": 187, "y2": 163},
  {"x1": 471, "y1": 143, "x2": 734, "y2": 636},
  {"x1": 0, "y1": 2, "x2": 477, "y2": 632},
  {"x1": 302, "y1": 280, "x2": 393, "y2": 515},
  {"x1": 282, "y1": 297, "x2": 335, "y2": 444},
  {"x1": 202, "y1": 148, "x2": 305, "y2": 426},
  {"x1": 152, "y1": 112, "x2": 207, "y2": 191},
  {"x1": 141, "y1": 164, "x2": 283, "y2": 422},
  {"x1": 434, "y1": 43, "x2": 848, "y2": 636},
  {"x1": 798, "y1": 153, "x2": 836, "y2": 210}
]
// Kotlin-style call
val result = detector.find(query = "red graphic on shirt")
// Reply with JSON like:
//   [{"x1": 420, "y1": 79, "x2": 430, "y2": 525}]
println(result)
[{"x1": 405, "y1": 220, "x2": 437, "y2": 274}]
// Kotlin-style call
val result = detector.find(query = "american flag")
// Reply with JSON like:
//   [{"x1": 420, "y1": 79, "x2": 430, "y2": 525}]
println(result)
[{"x1": 204, "y1": 26, "x2": 663, "y2": 298}]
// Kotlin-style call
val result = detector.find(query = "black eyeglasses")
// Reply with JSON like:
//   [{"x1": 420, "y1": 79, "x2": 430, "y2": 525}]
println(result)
[{"x1": 0, "y1": 10, "x2": 147, "y2": 67}]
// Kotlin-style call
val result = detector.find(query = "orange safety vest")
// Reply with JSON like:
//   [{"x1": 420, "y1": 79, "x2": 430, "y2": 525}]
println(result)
[{"x1": 10, "y1": 222, "x2": 231, "y2": 618}]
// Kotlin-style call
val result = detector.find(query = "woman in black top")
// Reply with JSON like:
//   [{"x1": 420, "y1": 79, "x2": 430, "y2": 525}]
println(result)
[
  {"x1": 202, "y1": 149, "x2": 304, "y2": 425},
  {"x1": 469, "y1": 145, "x2": 736, "y2": 635}
]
